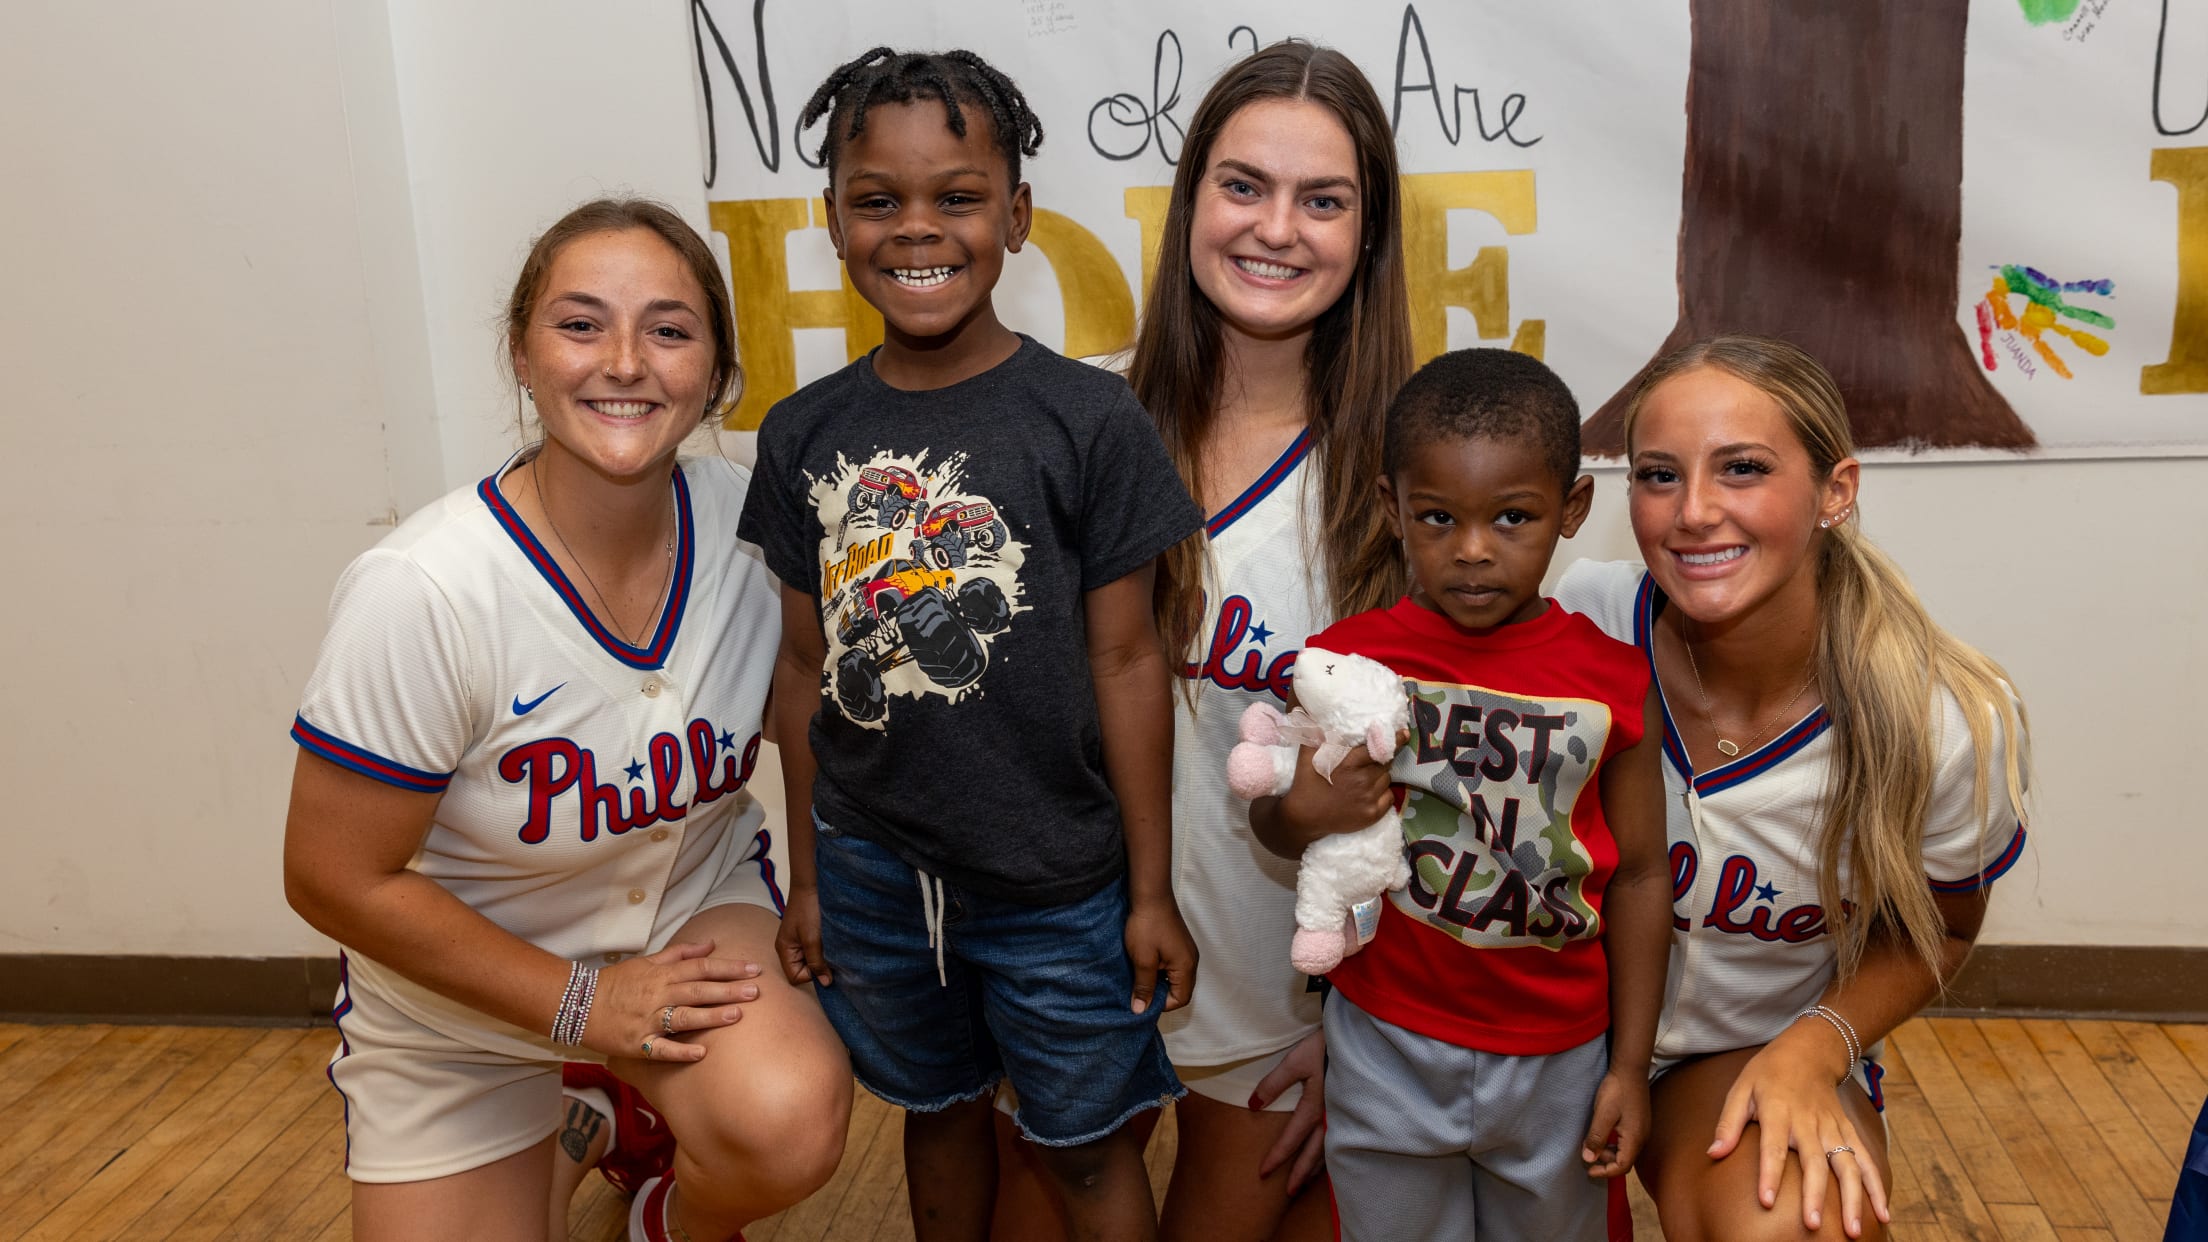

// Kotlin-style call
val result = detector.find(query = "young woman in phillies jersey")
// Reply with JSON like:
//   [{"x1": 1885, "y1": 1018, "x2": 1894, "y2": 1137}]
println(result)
[
  {"x1": 283, "y1": 200, "x2": 850, "y2": 1242},
  {"x1": 1557, "y1": 337, "x2": 2030, "y2": 1241},
  {"x1": 992, "y1": 42, "x2": 1413, "y2": 1242}
]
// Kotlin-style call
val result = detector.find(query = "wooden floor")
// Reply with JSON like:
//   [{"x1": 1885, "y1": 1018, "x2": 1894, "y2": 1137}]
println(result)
[{"x1": 0, "y1": 1017, "x2": 2196, "y2": 1241}]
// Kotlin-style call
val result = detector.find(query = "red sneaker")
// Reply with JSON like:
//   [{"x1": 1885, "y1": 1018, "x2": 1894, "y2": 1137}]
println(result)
[
  {"x1": 561, "y1": 1061, "x2": 676, "y2": 1197},
  {"x1": 627, "y1": 1174, "x2": 745, "y2": 1242}
]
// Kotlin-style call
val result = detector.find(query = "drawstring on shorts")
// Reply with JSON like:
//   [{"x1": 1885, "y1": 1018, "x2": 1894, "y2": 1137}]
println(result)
[{"x1": 917, "y1": 870, "x2": 948, "y2": 987}]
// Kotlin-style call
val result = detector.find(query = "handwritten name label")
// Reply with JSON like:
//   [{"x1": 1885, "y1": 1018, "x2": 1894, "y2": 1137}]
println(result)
[{"x1": 1025, "y1": 0, "x2": 1076, "y2": 39}]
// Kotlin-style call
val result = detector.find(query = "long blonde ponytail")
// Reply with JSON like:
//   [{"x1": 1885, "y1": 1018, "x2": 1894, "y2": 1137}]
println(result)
[{"x1": 1626, "y1": 337, "x2": 2031, "y2": 981}]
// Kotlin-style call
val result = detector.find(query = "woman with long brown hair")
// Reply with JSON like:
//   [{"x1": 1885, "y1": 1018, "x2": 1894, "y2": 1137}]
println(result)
[
  {"x1": 996, "y1": 41, "x2": 1412, "y2": 1240},
  {"x1": 1558, "y1": 335, "x2": 2031, "y2": 1240}
]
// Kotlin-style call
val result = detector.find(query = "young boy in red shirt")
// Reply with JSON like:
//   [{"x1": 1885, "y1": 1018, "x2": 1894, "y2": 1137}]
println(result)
[{"x1": 1252, "y1": 348, "x2": 1669, "y2": 1241}]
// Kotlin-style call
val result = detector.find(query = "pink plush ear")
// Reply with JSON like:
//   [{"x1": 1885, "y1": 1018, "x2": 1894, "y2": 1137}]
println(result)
[
  {"x1": 1365, "y1": 722, "x2": 1392, "y2": 763},
  {"x1": 1240, "y1": 702, "x2": 1286, "y2": 746},
  {"x1": 1227, "y1": 742, "x2": 1286, "y2": 800}
]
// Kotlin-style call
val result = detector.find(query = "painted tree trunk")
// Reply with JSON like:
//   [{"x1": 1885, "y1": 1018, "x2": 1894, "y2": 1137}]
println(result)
[{"x1": 1583, "y1": 0, "x2": 2036, "y2": 453}]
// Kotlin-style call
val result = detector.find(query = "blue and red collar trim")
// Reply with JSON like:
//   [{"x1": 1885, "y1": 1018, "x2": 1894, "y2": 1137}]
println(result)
[
  {"x1": 1633, "y1": 572, "x2": 1828, "y2": 795},
  {"x1": 1207, "y1": 427, "x2": 1312, "y2": 537},
  {"x1": 479, "y1": 466, "x2": 695, "y2": 671}
]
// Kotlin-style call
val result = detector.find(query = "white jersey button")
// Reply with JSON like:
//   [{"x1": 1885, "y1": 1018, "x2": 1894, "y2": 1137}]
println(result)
[
  {"x1": 650, "y1": 828, "x2": 671, "y2": 843},
  {"x1": 641, "y1": 678, "x2": 662, "y2": 698},
  {"x1": 627, "y1": 888, "x2": 647, "y2": 904},
  {"x1": 603, "y1": 952, "x2": 624, "y2": 964}
]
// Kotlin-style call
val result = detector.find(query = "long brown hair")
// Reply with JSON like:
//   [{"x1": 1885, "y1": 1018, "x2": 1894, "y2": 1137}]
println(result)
[
  {"x1": 502, "y1": 198, "x2": 743, "y2": 423},
  {"x1": 1132, "y1": 42, "x2": 1413, "y2": 673},
  {"x1": 1624, "y1": 336, "x2": 2032, "y2": 981}
]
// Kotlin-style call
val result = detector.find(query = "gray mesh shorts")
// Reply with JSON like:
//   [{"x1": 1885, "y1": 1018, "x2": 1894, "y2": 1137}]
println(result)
[{"x1": 1323, "y1": 993, "x2": 1610, "y2": 1242}]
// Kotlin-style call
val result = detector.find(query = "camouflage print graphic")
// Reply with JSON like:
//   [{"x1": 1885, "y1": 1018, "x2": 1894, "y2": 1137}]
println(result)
[
  {"x1": 809, "y1": 450, "x2": 1027, "y2": 730},
  {"x1": 1389, "y1": 681, "x2": 1610, "y2": 951}
]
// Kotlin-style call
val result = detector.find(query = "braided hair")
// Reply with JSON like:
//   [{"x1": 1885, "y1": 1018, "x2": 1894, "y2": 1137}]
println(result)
[{"x1": 799, "y1": 47, "x2": 1045, "y2": 185}]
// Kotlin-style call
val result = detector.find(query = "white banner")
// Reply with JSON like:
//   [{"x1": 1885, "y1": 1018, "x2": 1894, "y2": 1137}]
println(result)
[{"x1": 688, "y1": 0, "x2": 2208, "y2": 458}]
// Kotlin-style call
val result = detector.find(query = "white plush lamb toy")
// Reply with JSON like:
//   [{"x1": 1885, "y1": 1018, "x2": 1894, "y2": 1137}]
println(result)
[{"x1": 1225, "y1": 647, "x2": 1411, "y2": 975}]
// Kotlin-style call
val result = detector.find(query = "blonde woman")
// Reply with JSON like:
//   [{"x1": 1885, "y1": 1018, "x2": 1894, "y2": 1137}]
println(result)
[{"x1": 1556, "y1": 336, "x2": 2029, "y2": 1242}]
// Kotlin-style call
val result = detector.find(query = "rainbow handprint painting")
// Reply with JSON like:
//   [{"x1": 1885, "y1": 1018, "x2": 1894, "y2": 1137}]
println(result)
[{"x1": 1975, "y1": 266, "x2": 2116, "y2": 381}]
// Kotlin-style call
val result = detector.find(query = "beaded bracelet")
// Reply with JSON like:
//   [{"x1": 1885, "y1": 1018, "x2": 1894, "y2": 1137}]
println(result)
[
  {"x1": 1797, "y1": 1004, "x2": 1861, "y2": 1077},
  {"x1": 551, "y1": 963, "x2": 581, "y2": 1045},
  {"x1": 552, "y1": 961, "x2": 598, "y2": 1047}
]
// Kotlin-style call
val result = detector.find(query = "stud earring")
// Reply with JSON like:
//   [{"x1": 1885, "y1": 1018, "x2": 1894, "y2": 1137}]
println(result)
[{"x1": 1820, "y1": 519, "x2": 1832, "y2": 528}]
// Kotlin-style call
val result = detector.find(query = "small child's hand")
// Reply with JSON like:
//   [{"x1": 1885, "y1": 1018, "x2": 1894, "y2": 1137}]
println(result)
[
  {"x1": 775, "y1": 886, "x2": 832, "y2": 988},
  {"x1": 1278, "y1": 729, "x2": 1403, "y2": 844},
  {"x1": 1123, "y1": 895, "x2": 1198, "y2": 1014},
  {"x1": 1582, "y1": 1066, "x2": 1652, "y2": 1179}
]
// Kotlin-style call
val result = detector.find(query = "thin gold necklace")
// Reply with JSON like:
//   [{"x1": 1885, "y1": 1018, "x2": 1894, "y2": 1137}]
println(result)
[
  {"x1": 537, "y1": 461, "x2": 676, "y2": 648},
  {"x1": 1678, "y1": 619, "x2": 1817, "y2": 761}
]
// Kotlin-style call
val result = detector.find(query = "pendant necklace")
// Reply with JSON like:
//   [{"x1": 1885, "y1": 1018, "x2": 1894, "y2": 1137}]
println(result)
[
  {"x1": 1679, "y1": 619, "x2": 1817, "y2": 761},
  {"x1": 538, "y1": 461, "x2": 677, "y2": 647}
]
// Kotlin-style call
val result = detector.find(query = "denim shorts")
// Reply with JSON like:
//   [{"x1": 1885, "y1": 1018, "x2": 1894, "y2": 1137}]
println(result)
[{"x1": 810, "y1": 816, "x2": 1182, "y2": 1146}]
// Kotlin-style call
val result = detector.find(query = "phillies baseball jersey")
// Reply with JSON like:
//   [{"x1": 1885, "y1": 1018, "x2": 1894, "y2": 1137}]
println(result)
[
  {"x1": 1555, "y1": 559, "x2": 2025, "y2": 1082},
  {"x1": 1158, "y1": 428, "x2": 1331, "y2": 1067},
  {"x1": 292, "y1": 455, "x2": 782, "y2": 1048}
]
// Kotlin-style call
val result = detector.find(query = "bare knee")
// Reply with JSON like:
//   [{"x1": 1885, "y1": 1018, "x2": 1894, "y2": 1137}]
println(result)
[
  {"x1": 1033, "y1": 1123, "x2": 1145, "y2": 1201},
  {"x1": 1658, "y1": 1182, "x2": 1884, "y2": 1242},
  {"x1": 678, "y1": 1057, "x2": 853, "y2": 1210}
]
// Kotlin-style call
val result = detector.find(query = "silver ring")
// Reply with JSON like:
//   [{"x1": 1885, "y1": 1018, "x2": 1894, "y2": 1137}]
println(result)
[
  {"x1": 1825, "y1": 1145, "x2": 1854, "y2": 1158},
  {"x1": 640, "y1": 1038, "x2": 654, "y2": 1058},
  {"x1": 661, "y1": 1004, "x2": 678, "y2": 1035}
]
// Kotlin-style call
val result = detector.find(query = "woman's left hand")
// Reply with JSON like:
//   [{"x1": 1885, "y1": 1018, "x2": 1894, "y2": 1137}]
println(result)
[
  {"x1": 1709, "y1": 1025, "x2": 1889, "y2": 1237},
  {"x1": 1253, "y1": 1027, "x2": 1329, "y2": 1193}
]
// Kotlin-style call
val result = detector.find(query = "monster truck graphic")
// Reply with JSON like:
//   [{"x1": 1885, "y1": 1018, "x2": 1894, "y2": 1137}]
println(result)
[
  {"x1": 811, "y1": 449, "x2": 1027, "y2": 728},
  {"x1": 847, "y1": 465, "x2": 928, "y2": 530},
  {"x1": 831, "y1": 559, "x2": 1012, "y2": 722},
  {"x1": 909, "y1": 500, "x2": 1009, "y2": 570}
]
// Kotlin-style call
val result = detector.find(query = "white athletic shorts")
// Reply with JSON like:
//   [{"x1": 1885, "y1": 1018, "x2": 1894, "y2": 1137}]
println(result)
[
  {"x1": 1176, "y1": 1044, "x2": 1305, "y2": 1113},
  {"x1": 328, "y1": 852, "x2": 781, "y2": 1182}
]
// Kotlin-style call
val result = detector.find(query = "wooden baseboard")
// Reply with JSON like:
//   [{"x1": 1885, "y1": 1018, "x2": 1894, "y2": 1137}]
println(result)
[
  {"x1": 0, "y1": 954, "x2": 339, "y2": 1025},
  {"x1": 1928, "y1": 944, "x2": 2208, "y2": 1021},
  {"x1": 0, "y1": 945, "x2": 2200, "y2": 1025}
]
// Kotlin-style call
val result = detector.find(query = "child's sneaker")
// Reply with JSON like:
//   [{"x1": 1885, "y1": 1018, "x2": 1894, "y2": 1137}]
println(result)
[{"x1": 560, "y1": 1061, "x2": 676, "y2": 1196}]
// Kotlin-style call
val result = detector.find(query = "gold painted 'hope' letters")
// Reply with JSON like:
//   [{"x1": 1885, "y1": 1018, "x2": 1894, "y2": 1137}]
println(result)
[{"x1": 709, "y1": 171, "x2": 1547, "y2": 429}]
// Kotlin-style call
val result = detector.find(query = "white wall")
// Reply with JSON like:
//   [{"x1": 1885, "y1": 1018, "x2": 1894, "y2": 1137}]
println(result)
[
  {"x1": 0, "y1": 2, "x2": 2196, "y2": 958},
  {"x1": 0, "y1": 1, "x2": 425, "y2": 954}
]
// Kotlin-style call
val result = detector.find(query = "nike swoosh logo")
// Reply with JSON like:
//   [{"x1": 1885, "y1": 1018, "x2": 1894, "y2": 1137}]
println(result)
[{"x1": 512, "y1": 684, "x2": 566, "y2": 716}]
